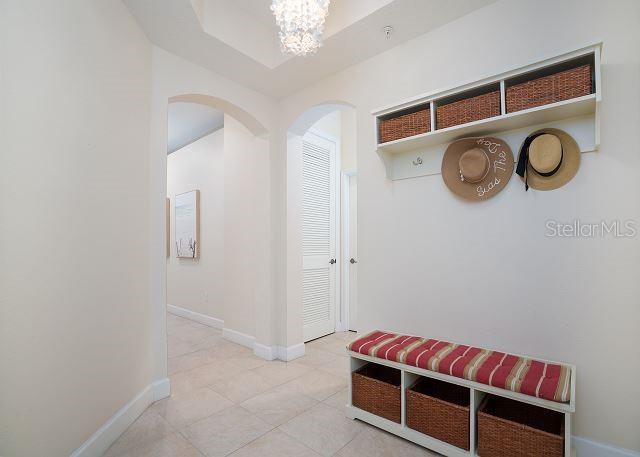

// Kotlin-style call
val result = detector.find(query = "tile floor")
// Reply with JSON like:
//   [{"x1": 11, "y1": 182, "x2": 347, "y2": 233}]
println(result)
[{"x1": 104, "y1": 313, "x2": 438, "y2": 457}]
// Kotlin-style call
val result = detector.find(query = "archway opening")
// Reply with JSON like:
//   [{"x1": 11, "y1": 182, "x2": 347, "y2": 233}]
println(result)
[
  {"x1": 164, "y1": 94, "x2": 272, "y2": 386},
  {"x1": 286, "y1": 102, "x2": 359, "y2": 349}
]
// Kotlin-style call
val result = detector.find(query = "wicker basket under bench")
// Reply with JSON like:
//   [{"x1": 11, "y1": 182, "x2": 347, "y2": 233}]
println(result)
[
  {"x1": 347, "y1": 353, "x2": 575, "y2": 457},
  {"x1": 478, "y1": 395, "x2": 565, "y2": 457}
]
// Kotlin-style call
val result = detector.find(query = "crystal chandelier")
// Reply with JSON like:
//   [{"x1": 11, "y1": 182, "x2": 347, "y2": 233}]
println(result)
[{"x1": 271, "y1": 0, "x2": 330, "y2": 56}]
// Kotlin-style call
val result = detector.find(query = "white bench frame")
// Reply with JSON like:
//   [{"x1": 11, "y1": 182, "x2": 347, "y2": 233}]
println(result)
[{"x1": 346, "y1": 350, "x2": 576, "y2": 457}]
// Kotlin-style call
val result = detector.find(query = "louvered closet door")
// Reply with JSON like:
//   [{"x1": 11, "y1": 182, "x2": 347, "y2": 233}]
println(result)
[{"x1": 302, "y1": 131, "x2": 337, "y2": 342}]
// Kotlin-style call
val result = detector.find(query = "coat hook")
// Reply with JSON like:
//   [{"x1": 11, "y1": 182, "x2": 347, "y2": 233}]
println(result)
[{"x1": 412, "y1": 157, "x2": 423, "y2": 166}]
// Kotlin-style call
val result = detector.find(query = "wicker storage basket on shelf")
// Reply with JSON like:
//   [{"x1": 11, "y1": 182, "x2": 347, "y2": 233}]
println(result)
[
  {"x1": 378, "y1": 107, "x2": 430, "y2": 143},
  {"x1": 436, "y1": 90, "x2": 501, "y2": 130},
  {"x1": 406, "y1": 377, "x2": 470, "y2": 450},
  {"x1": 477, "y1": 395, "x2": 564, "y2": 457},
  {"x1": 351, "y1": 363, "x2": 401, "y2": 423},
  {"x1": 506, "y1": 63, "x2": 592, "y2": 113}
]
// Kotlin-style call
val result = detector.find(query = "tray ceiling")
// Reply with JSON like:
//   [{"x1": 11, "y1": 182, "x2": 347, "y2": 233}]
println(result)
[{"x1": 124, "y1": 0, "x2": 497, "y2": 98}]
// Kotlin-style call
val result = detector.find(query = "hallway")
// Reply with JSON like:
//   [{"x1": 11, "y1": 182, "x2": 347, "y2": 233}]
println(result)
[{"x1": 104, "y1": 314, "x2": 436, "y2": 456}]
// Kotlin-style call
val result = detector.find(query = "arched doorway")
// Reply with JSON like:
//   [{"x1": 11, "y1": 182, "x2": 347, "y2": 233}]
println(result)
[
  {"x1": 286, "y1": 102, "x2": 358, "y2": 348},
  {"x1": 168, "y1": 94, "x2": 267, "y2": 137},
  {"x1": 161, "y1": 93, "x2": 273, "y2": 395}
]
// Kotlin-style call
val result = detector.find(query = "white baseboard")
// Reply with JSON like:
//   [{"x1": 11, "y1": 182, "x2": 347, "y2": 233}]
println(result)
[
  {"x1": 167, "y1": 304, "x2": 223, "y2": 329},
  {"x1": 278, "y1": 343, "x2": 305, "y2": 361},
  {"x1": 252, "y1": 342, "x2": 305, "y2": 362},
  {"x1": 573, "y1": 436, "x2": 640, "y2": 457},
  {"x1": 254, "y1": 342, "x2": 277, "y2": 361},
  {"x1": 222, "y1": 327, "x2": 305, "y2": 362},
  {"x1": 70, "y1": 380, "x2": 160, "y2": 457},
  {"x1": 222, "y1": 327, "x2": 255, "y2": 349},
  {"x1": 152, "y1": 377, "x2": 171, "y2": 401}
]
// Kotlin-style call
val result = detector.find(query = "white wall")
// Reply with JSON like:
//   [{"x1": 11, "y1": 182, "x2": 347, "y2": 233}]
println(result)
[
  {"x1": 167, "y1": 129, "x2": 224, "y2": 319},
  {"x1": 311, "y1": 110, "x2": 342, "y2": 140},
  {"x1": 279, "y1": 0, "x2": 640, "y2": 451},
  {"x1": 223, "y1": 115, "x2": 271, "y2": 339},
  {"x1": 0, "y1": 1, "x2": 153, "y2": 456},
  {"x1": 341, "y1": 109, "x2": 358, "y2": 172}
]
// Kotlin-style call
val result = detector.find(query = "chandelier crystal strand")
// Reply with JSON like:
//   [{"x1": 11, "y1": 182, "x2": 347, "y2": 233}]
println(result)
[{"x1": 271, "y1": 0, "x2": 330, "y2": 56}]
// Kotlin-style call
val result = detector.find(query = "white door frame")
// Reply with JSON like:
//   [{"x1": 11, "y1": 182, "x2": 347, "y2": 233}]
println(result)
[
  {"x1": 340, "y1": 170, "x2": 356, "y2": 332},
  {"x1": 303, "y1": 128, "x2": 341, "y2": 339}
]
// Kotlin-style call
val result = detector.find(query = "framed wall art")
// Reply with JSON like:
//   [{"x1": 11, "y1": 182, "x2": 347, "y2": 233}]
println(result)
[{"x1": 174, "y1": 190, "x2": 200, "y2": 259}]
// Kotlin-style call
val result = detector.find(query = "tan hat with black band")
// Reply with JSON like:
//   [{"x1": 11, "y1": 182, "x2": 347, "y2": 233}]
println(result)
[{"x1": 516, "y1": 128, "x2": 580, "y2": 191}]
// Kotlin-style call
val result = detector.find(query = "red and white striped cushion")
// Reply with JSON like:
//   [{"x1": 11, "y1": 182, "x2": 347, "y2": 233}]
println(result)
[{"x1": 348, "y1": 330, "x2": 571, "y2": 403}]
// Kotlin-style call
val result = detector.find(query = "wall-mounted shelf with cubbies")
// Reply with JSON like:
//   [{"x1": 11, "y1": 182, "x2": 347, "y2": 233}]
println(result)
[{"x1": 373, "y1": 43, "x2": 601, "y2": 181}]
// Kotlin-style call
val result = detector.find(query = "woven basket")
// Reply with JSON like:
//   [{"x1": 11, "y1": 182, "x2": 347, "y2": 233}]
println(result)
[
  {"x1": 406, "y1": 377, "x2": 470, "y2": 450},
  {"x1": 352, "y1": 363, "x2": 401, "y2": 423},
  {"x1": 436, "y1": 90, "x2": 501, "y2": 130},
  {"x1": 477, "y1": 395, "x2": 564, "y2": 457},
  {"x1": 378, "y1": 107, "x2": 430, "y2": 143},
  {"x1": 506, "y1": 64, "x2": 592, "y2": 113}
]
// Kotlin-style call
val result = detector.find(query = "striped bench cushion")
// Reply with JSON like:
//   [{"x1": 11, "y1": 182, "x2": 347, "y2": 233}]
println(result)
[{"x1": 348, "y1": 330, "x2": 571, "y2": 403}]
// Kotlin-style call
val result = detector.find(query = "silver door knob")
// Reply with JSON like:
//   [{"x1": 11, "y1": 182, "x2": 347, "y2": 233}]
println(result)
[
  {"x1": 350, "y1": 258, "x2": 357, "y2": 264},
  {"x1": 329, "y1": 258, "x2": 336, "y2": 264}
]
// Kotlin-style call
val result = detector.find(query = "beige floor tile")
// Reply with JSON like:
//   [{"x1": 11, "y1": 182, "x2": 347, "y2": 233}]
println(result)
[
  {"x1": 169, "y1": 370, "x2": 206, "y2": 396},
  {"x1": 209, "y1": 369, "x2": 273, "y2": 403},
  {"x1": 335, "y1": 424, "x2": 439, "y2": 457},
  {"x1": 167, "y1": 316, "x2": 195, "y2": 335},
  {"x1": 240, "y1": 384, "x2": 317, "y2": 426},
  {"x1": 226, "y1": 354, "x2": 269, "y2": 371},
  {"x1": 291, "y1": 347, "x2": 337, "y2": 368},
  {"x1": 185, "y1": 359, "x2": 245, "y2": 387},
  {"x1": 170, "y1": 357, "x2": 244, "y2": 394},
  {"x1": 169, "y1": 348, "x2": 218, "y2": 375},
  {"x1": 316, "y1": 338, "x2": 350, "y2": 356},
  {"x1": 167, "y1": 313, "x2": 187, "y2": 324},
  {"x1": 173, "y1": 326, "x2": 223, "y2": 347},
  {"x1": 331, "y1": 331, "x2": 358, "y2": 342},
  {"x1": 169, "y1": 335, "x2": 202, "y2": 358},
  {"x1": 322, "y1": 388, "x2": 348, "y2": 413},
  {"x1": 281, "y1": 369, "x2": 346, "y2": 401},
  {"x1": 317, "y1": 355, "x2": 350, "y2": 380},
  {"x1": 168, "y1": 334, "x2": 240, "y2": 359},
  {"x1": 112, "y1": 314, "x2": 366, "y2": 456},
  {"x1": 306, "y1": 333, "x2": 351, "y2": 351},
  {"x1": 204, "y1": 340, "x2": 254, "y2": 358},
  {"x1": 108, "y1": 432, "x2": 204, "y2": 457},
  {"x1": 279, "y1": 403, "x2": 364, "y2": 456},
  {"x1": 229, "y1": 429, "x2": 320, "y2": 457},
  {"x1": 182, "y1": 406, "x2": 273, "y2": 457},
  {"x1": 151, "y1": 387, "x2": 233, "y2": 429},
  {"x1": 104, "y1": 410, "x2": 174, "y2": 457},
  {"x1": 250, "y1": 361, "x2": 311, "y2": 387}
]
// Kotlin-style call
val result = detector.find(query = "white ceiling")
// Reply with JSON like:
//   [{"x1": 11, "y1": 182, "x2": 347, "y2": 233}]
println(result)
[
  {"x1": 124, "y1": 0, "x2": 497, "y2": 98},
  {"x1": 167, "y1": 103, "x2": 224, "y2": 154}
]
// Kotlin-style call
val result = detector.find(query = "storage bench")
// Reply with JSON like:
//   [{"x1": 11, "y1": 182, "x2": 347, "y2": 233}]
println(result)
[{"x1": 346, "y1": 331, "x2": 575, "y2": 457}]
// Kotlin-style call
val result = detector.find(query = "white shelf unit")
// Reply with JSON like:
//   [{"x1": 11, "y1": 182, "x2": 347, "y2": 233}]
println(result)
[
  {"x1": 347, "y1": 351, "x2": 576, "y2": 457},
  {"x1": 373, "y1": 43, "x2": 601, "y2": 181}
]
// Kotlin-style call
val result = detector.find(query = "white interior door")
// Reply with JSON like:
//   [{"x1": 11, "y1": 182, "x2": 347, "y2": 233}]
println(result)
[{"x1": 302, "y1": 131, "x2": 337, "y2": 342}]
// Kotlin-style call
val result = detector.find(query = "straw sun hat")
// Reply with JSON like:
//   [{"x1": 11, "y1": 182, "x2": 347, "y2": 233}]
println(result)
[
  {"x1": 441, "y1": 137, "x2": 514, "y2": 201},
  {"x1": 515, "y1": 128, "x2": 580, "y2": 191}
]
